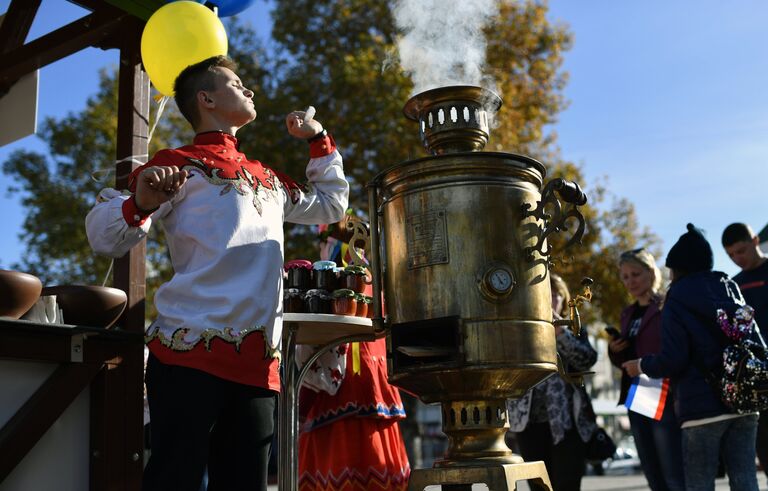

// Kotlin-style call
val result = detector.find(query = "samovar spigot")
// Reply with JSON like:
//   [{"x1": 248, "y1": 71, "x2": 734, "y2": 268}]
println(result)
[
  {"x1": 554, "y1": 277, "x2": 594, "y2": 386},
  {"x1": 553, "y1": 277, "x2": 593, "y2": 336}
]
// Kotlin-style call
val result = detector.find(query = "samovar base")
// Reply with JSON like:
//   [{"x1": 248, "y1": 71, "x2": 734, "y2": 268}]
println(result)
[{"x1": 407, "y1": 462, "x2": 552, "y2": 491}]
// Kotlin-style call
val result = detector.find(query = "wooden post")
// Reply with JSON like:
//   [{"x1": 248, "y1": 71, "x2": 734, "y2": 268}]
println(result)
[{"x1": 90, "y1": 16, "x2": 148, "y2": 491}]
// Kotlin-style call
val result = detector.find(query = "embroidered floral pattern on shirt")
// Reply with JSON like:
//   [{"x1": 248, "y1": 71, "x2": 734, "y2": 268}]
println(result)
[
  {"x1": 145, "y1": 324, "x2": 280, "y2": 360},
  {"x1": 183, "y1": 157, "x2": 283, "y2": 215}
]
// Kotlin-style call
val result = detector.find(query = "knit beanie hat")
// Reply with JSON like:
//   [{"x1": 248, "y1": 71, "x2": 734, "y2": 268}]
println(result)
[{"x1": 665, "y1": 223, "x2": 714, "y2": 273}]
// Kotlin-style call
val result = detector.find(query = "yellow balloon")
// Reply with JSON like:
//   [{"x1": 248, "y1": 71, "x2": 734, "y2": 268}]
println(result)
[{"x1": 141, "y1": 1, "x2": 228, "y2": 96}]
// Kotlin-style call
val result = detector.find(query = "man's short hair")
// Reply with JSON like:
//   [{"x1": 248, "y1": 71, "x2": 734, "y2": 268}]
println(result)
[
  {"x1": 173, "y1": 55, "x2": 238, "y2": 129},
  {"x1": 722, "y1": 222, "x2": 755, "y2": 247}
]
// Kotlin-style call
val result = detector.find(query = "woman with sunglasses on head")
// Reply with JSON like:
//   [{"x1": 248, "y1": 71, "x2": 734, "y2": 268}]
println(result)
[{"x1": 608, "y1": 248, "x2": 684, "y2": 491}]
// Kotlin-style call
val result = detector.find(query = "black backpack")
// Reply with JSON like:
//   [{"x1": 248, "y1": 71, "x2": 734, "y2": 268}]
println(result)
[{"x1": 691, "y1": 278, "x2": 768, "y2": 413}]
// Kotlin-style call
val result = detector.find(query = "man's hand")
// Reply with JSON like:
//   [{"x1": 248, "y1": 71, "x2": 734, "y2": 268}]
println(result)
[
  {"x1": 135, "y1": 165, "x2": 188, "y2": 212},
  {"x1": 285, "y1": 110, "x2": 323, "y2": 139},
  {"x1": 622, "y1": 359, "x2": 642, "y2": 377}
]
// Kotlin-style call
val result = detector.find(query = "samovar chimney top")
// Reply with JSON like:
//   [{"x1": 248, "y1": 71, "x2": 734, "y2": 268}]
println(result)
[{"x1": 403, "y1": 85, "x2": 502, "y2": 155}]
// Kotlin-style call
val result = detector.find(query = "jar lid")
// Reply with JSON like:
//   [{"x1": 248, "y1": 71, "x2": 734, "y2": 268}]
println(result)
[
  {"x1": 284, "y1": 259, "x2": 313, "y2": 271},
  {"x1": 332, "y1": 288, "x2": 356, "y2": 298},
  {"x1": 305, "y1": 288, "x2": 330, "y2": 297},
  {"x1": 353, "y1": 293, "x2": 366, "y2": 300},
  {"x1": 343, "y1": 265, "x2": 366, "y2": 275},
  {"x1": 362, "y1": 295, "x2": 372, "y2": 304},
  {"x1": 284, "y1": 288, "x2": 304, "y2": 297},
  {"x1": 312, "y1": 260, "x2": 337, "y2": 271}
]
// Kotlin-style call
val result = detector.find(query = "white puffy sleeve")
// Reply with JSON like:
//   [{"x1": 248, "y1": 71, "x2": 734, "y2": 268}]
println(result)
[
  {"x1": 85, "y1": 188, "x2": 172, "y2": 258},
  {"x1": 281, "y1": 134, "x2": 349, "y2": 225}
]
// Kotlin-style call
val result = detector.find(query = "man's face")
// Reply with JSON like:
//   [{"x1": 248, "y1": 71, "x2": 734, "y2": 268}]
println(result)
[
  {"x1": 725, "y1": 238, "x2": 762, "y2": 271},
  {"x1": 204, "y1": 67, "x2": 256, "y2": 127}
]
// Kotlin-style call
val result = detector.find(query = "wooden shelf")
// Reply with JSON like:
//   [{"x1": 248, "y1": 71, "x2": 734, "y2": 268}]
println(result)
[{"x1": 0, "y1": 318, "x2": 142, "y2": 363}]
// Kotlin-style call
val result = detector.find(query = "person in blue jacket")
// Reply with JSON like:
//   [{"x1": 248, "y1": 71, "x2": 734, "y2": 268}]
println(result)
[{"x1": 623, "y1": 223, "x2": 759, "y2": 491}]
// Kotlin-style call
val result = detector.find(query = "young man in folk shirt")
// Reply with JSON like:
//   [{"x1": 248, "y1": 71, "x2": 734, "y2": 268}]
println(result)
[{"x1": 86, "y1": 55, "x2": 348, "y2": 491}]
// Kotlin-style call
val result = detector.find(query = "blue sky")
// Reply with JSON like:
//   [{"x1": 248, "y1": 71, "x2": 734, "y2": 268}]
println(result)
[{"x1": 1, "y1": 0, "x2": 766, "y2": 277}]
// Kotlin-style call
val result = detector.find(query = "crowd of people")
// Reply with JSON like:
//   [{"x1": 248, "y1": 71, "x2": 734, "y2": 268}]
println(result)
[
  {"x1": 617, "y1": 223, "x2": 767, "y2": 491},
  {"x1": 84, "y1": 54, "x2": 768, "y2": 491},
  {"x1": 506, "y1": 222, "x2": 768, "y2": 491}
]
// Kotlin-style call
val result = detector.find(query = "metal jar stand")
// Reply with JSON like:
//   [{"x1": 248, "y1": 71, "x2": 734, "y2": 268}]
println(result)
[{"x1": 277, "y1": 313, "x2": 382, "y2": 491}]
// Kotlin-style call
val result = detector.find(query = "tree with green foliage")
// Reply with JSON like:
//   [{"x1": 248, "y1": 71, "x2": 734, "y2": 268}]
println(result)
[{"x1": 2, "y1": 2, "x2": 658, "y2": 327}]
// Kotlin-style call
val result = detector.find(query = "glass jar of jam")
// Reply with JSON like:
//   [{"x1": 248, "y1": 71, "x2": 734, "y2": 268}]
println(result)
[
  {"x1": 284, "y1": 259, "x2": 312, "y2": 290},
  {"x1": 354, "y1": 293, "x2": 368, "y2": 317},
  {"x1": 305, "y1": 289, "x2": 332, "y2": 314},
  {"x1": 332, "y1": 289, "x2": 357, "y2": 316},
  {"x1": 363, "y1": 296, "x2": 374, "y2": 318},
  {"x1": 312, "y1": 260, "x2": 338, "y2": 291},
  {"x1": 342, "y1": 265, "x2": 368, "y2": 293},
  {"x1": 283, "y1": 288, "x2": 305, "y2": 313}
]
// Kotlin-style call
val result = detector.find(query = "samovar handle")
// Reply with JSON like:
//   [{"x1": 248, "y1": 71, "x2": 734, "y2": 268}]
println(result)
[
  {"x1": 521, "y1": 178, "x2": 588, "y2": 262},
  {"x1": 551, "y1": 179, "x2": 587, "y2": 206}
]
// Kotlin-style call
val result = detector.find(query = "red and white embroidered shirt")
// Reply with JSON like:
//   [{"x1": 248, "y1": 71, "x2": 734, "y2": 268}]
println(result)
[{"x1": 86, "y1": 131, "x2": 348, "y2": 391}]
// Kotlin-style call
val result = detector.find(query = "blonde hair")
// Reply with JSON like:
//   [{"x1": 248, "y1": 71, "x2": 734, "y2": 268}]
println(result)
[
  {"x1": 619, "y1": 248, "x2": 662, "y2": 293},
  {"x1": 550, "y1": 273, "x2": 571, "y2": 318}
]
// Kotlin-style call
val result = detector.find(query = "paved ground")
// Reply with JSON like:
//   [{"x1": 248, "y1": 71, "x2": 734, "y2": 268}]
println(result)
[
  {"x1": 578, "y1": 473, "x2": 768, "y2": 491},
  {"x1": 268, "y1": 471, "x2": 768, "y2": 490}
]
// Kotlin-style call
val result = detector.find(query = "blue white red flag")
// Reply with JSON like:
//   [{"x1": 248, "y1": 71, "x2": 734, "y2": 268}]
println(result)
[{"x1": 625, "y1": 375, "x2": 669, "y2": 420}]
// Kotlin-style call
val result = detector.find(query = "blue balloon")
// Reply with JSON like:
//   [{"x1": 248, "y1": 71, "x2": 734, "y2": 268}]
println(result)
[
  {"x1": 208, "y1": 0, "x2": 257, "y2": 17},
  {"x1": 164, "y1": 0, "x2": 256, "y2": 17}
]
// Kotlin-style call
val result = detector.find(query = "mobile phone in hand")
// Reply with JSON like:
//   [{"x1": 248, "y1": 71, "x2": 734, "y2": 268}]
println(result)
[{"x1": 604, "y1": 326, "x2": 621, "y2": 339}]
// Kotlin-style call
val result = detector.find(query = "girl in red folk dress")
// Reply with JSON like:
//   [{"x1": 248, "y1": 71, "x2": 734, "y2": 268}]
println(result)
[{"x1": 296, "y1": 219, "x2": 410, "y2": 491}]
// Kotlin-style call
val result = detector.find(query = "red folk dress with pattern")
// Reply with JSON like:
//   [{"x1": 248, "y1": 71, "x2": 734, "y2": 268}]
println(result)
[{"x1": 297, "y1": 334, "x2": 410, "y2": 490}]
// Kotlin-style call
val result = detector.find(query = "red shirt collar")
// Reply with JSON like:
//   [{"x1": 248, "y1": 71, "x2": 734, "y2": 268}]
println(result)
[{"x1": 193, "y1": 131, "x2": 240, "y2": 150}]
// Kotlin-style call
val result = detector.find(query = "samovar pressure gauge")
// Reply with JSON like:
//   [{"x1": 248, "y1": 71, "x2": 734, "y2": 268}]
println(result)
[
  {"x1": 479, "y1": 263, "x2": 515, "y2": 301},
  {"x1": 488, "y1": 268, "x2": 513, "y2": 293}
]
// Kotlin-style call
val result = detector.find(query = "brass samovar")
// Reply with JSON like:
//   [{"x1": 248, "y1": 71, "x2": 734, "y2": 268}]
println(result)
[{"x1": 366, "y1": 86, "x2": 587, "y2": 490}]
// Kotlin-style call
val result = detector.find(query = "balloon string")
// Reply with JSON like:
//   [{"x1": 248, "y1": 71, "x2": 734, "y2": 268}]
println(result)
[
  {"x1": 90, "y1": 155, "x2": 149, "y2": 183},
  {"x1": 147, "y1": 95, "x2": 168, "y2": 142},
  {"x1": 101, "y1": 258, "x2": 113, "y2": 287},
  {"x1": 90, "y1": 95, "x2": 168, "y2": 183}
]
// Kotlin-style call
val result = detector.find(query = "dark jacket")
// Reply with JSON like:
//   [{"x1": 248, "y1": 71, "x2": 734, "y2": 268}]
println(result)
[
  {"x1": 641, "y1": 271, "x2": 743, "y2": 423},
  {"x1": 608, "y1": 295, "x2": 663, "y2": 404}
]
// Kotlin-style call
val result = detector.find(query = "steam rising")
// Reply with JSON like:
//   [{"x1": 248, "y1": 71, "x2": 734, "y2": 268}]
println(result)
[{"x1": 393, "y1": 0, "x2": 499, "y2": 95}]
